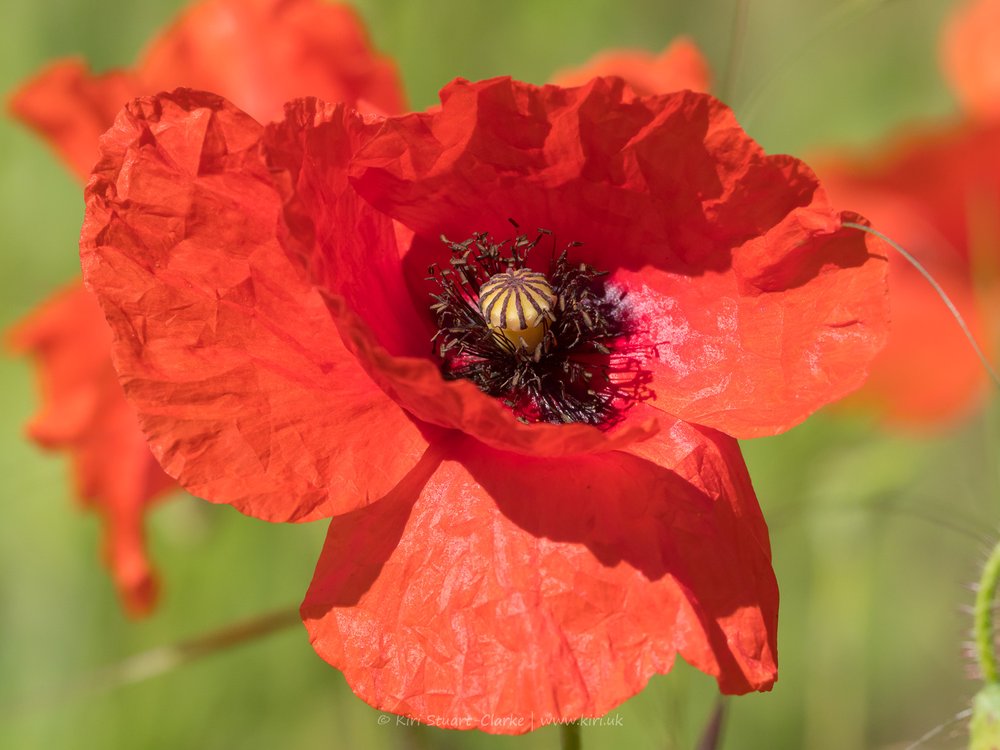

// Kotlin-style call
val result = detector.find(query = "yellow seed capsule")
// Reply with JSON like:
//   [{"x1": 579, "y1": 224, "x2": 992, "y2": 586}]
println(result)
[{"x1": 478, "y1": 268, "x2": 556, "y2": 353}]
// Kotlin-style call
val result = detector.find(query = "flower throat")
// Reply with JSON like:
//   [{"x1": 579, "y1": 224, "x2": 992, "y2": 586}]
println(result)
[{"x1": 427, "y1": 223, "x2": 647, "y2": 426}]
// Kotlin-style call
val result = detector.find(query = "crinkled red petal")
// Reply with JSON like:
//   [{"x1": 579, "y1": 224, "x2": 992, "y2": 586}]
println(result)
[
  {"x1": 618, "y1": 214, "x2": 889, "y2": 437},
  {"x1": 263, "y1": 98, "x2": 423, "y2": 359},
  {"x1": 350, "y1": 76, "x2": 889, "y2": 438},
  {"x1": 10, "y1": 0, "x2": 408, "y2": 610},
  {"x1": 814, "y1": 123, "x2": 1000, "y2": 425},
  {"x1": 263, "y1": 98, "x2": 662, "y2": 456},
  {"x1": 80, "y1": 90, "x2": 428, "y2": 522},
  {"x1": 301, "y1": 415, "x2": 777, "y2": 732},
  {"x1": 8, "y1": 0, "x2": 405, "y2": 181},
  {"x1": 8, "y1": 283, "x2": 174, "y2": 615},
  {"x1": 550, "y1": 37, "x2": 711, "y2": 95},
  {"x1": 942, "y1": 0, "x2": 1000, "y2": 120}
]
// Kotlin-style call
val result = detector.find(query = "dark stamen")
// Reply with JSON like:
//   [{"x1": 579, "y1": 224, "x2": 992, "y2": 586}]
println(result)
[{"x1": 427, "y1": 225, "x2": 651, "y2": 426}]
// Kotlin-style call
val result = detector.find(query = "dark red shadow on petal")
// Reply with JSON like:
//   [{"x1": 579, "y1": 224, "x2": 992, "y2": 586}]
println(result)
[
  {"x1": 264, "y1": 98, "x2": 432, "y2": 359},
  {"x1": 304, "y1": 424, "x2": 776, "y2": 711},
  {"x1": 347, "y1": 79, "x2": 884, "y2": 442},
  {"x1": 733, "y1": 209, "x2": 876, "y2": 295},
  {"x1": 301, "y1": 442, "x2": 445, "y2": 608},
  {"x1": 352, "y1": 79, "x2": 836, "y2": 320},
  {"x1": 457, "y1": 437, "x2": 773, "y2": 693}
]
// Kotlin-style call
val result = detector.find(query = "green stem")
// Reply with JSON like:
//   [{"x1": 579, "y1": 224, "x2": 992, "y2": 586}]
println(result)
[
  {"x1": 843, "y1": 221, "x2": 1000, "y2": 390},
  {"x1": 975, "y1": 541, "x2": 1000, "y2": 685},
  {"x1": 5, "y1": 606, "x2": 301, "y2": 717},
  {"x1": 560, "y1": 722, "x2": 581, "y2": 750},
  {"x1": 89, "y1": 607, "x2": 302, "y2": 691}
]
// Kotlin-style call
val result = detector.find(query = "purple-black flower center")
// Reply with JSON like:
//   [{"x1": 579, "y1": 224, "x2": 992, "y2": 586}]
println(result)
[{"x1": 427, "y1": 223, "x2": 649, "y2": 426}]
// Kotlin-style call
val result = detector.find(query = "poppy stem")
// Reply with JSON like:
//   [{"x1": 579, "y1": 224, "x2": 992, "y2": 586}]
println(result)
[
  {"x1": 560, "y1": 722, "x2": 582, "y2": 750},
  {"x1": 91, "y1": 606, "x2": 302, "y2": 691},
  {"x1": 97, "y1": 606, "x2": 301, "y2": 688},
  {"x1": 974, "y1": 540, "x2": 1000, "y2": 685},
  {"x1": 695, "y1": 698, "x2": 728, "y2": 750},
  {"x1": 6, "y1": 606, "x2": 301, "y2": 716},
  {"x1": 843, "y1": 221, "x2": 1000, "y2": 391}
]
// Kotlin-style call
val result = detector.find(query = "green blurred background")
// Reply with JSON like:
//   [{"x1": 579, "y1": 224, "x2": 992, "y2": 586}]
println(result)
[{"x1": 0, "y1": 0, "x2": 995, "y2": 748}]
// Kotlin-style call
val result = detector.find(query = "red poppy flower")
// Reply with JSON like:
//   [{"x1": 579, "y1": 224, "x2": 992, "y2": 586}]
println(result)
[
  {"x1": 942, "y1": 0, "x2": 1000, "y2": 121},
  {"x1": 9, "y1": 0, "x2": 405, "y2": 615},
  {"x1": 811, "y1": 0, "x2": 1000, "y2": 428},
  {"x1": 11, "y1": 0, "x2": 404, "y2": 182},
  {"x1": 80, "y1": 75, "x2": 887, "y2": 729},
  {"x1": 551, "y1": 37, "x2": 711, "y2": 96}
]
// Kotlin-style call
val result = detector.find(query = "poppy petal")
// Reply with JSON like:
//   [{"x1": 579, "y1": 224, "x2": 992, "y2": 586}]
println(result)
[
  {"x1": 617, "y1": 215, "x2": 889, "y2": 437},
  {"x1": 264, "y1": 98, "x2": 663, "y2": 457},
  {"x1": 12, "y1": 0, "x2": 409, "y2": 615},
  {"x1": 302, "y1": 417, "x2": 777, "y2": 732},
  {"x1": 350, "y1": 77, "x2": 889, "y2": 437},
  {"x1": 262, "y1": 97, "x2": 422, "y2": 359},
  {"x1": 8, "y1": 283, "x2": 174, "y2": 615},
  {"x1": 329, "y1": 306, "x2": 663, "y2": 455},
  {"x1": 80, "y1": 90, "x2": 428, "y2": 522},
  {"x1": 550, "y1": 37, "x2": 711, "y2": 95}
]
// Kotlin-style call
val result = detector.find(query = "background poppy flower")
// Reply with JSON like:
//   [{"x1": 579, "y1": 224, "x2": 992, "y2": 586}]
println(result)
[
  {"x1": 7, "y1": 285, "x2": 176, "y2": 614},
  {"x1": 80, "y1": 75, "x2": 888, "y2": 730},
  {"x1": 811, "y1": 0, "x2": 1000, "y2": 428},
  {"x1": 546, "y1": 33, "x2": 983, "y2": 431},
  {"x1": 942, "y1": 0, "x2": 1000, "y2": 121},
  {"x1": 815, "y1": 125, "x2": 1000, "y2": 426},
  {"x1": 8, "y1": 0, "x2": 405, "y2": 615},
  {"x1": 550, "y1": 36, "x2": 711, "y2": 95}
]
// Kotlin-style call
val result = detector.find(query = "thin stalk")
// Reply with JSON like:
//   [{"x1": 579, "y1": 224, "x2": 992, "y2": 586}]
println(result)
[
  {"x1": 843, "y1": 221, "x2": 1000, "y2": 390},
  {"x1": 696, "y1": 698, "x2": 728, "y2": 750},
  {"x1": 5, "y1": 606, "x2": 301, "y2": 717},
  {"x1": 560, "y1": 722, "x2": 581, "y2": 750}
]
